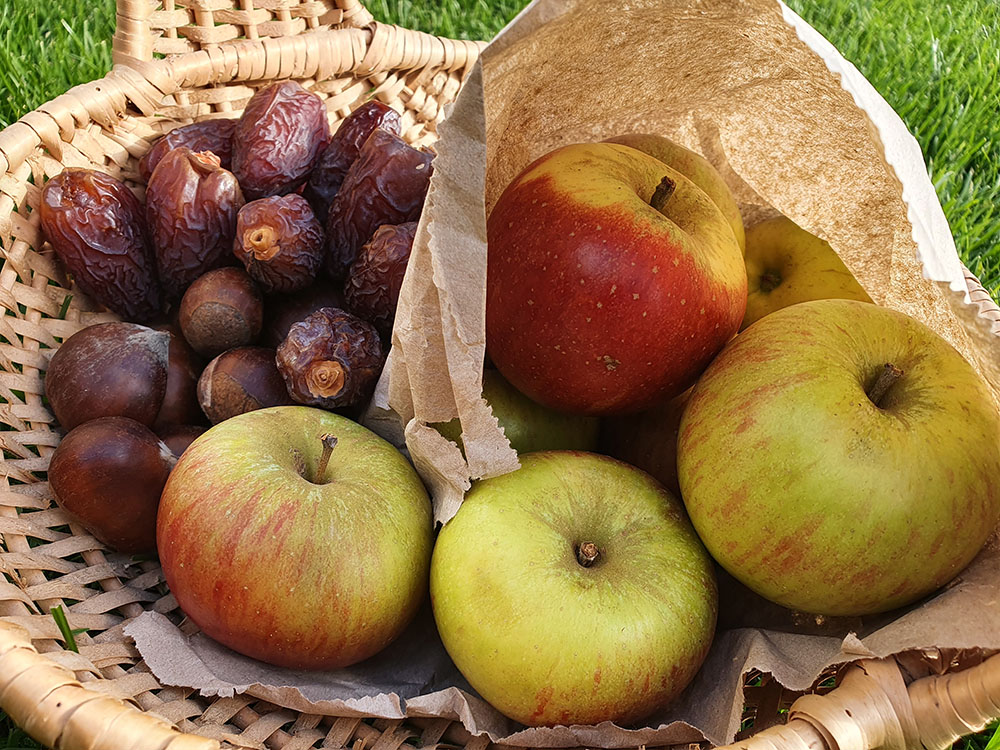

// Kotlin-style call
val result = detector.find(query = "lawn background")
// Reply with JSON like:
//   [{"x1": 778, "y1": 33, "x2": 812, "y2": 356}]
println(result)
[{"x1": 0, "y1": 0, "x2": 998, "y2": 748}]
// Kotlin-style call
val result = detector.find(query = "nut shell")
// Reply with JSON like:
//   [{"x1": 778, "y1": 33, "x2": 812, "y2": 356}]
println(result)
[
  {"x1": 179, "y1": 267, "x2": 264, "y2": 358},
  {"x1": 154, "y1": 329, "x2": 205, "y2": 428},
  {"x1": 157, "y1": 424, "x2": 206, "y2": 458},
  {"x1": 197, "y1": 346, "x2": 293, "y2": 424},
  {"x1": 45, "y1": 322, "x2": 170, "y2": 430},
  {"x1": 276, "y1": 307, "x2": 384, "y2": 409},
  {"x1": 48, "y1": 416, "x2": 174, "y2": 554}
]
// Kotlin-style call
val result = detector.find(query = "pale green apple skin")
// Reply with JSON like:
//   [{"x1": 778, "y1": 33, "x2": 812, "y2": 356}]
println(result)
[
  {"x1": 157, "y1": 406, "x2": 433, "y2": 669},
  {"x1": 430, "y1": 451, "x2": 717, "y2": 727},
  {"x1": 742, "y1": 216, "x2": 873, "y2": 330},
  {"x1": 678, "y1": 299, "x2": 1000, "y2": 616},
  {"x1": 604, "y1": 133, "x2": 745, "y2": 254},
  {"x1": 436, "y1": 369, "x2": 600, "y2": 454}
]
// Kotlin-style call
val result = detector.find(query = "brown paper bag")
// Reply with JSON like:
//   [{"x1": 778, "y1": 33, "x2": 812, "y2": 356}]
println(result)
[{"x1": 132, "y1": 1, "x2": 1000, "y2": 745}]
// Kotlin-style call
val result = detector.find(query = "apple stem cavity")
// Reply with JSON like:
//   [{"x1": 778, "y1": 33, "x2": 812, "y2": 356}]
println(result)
[
  {"x1": 867, "y1": 363, "x2": 904, "y2": 408},
  {"x1": 650, "y1": 176, "x2": 677, "y2": 214},
  {"x1": 576, "y1": 541, "x2": 600, "y2": 568},
  {"x1": 313, "y1": 433, "x2": 338, "y2": 483},
  {"x1": 759, "y1": 270, "x2": 783, "y2": 293}
]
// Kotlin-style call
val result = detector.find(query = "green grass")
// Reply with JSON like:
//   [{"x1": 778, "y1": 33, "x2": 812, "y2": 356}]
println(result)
[{"x1": 1, "y1": 1, "x2": 999, "y2": 749}]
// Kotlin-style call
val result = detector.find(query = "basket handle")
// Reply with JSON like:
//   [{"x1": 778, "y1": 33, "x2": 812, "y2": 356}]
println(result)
[
  {"x1": 113, "y1": 0, "x2": 376, "y2": 66},
  {"x1": 717, "y1": 653, "x2": 1000, "y2": 750}
]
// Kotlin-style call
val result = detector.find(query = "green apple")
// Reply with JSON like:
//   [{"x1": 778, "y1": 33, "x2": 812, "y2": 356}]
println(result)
[
  {"x1": 157, "y1": 405, "x2": 433, "y2": 669},
  {"x1": 435, "y1": 369, "x2": 600, "y2": 454},
  {"x1": 678, "y1": 299, "x2": 1000, "y2": 616},
  {"x1": 604, "y1": 133, "x2": 745, "y2": 253},
  {"x1": 742, "y1": 216, "x2": 872, "y2": 330},
  {"x1": 430, "y1": 451, "x2": 717, "y2": 727},
  {"x1": 598, "y1": 388, "x2": 692, "y2": 498}
]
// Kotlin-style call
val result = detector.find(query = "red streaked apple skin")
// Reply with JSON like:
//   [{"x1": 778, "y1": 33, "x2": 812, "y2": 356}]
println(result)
[
  {"x1": 157, "y1": 405, "x2": 432, "y2": 669},
  {"x1": 677, "y1": 299, "x2": 1000, "y2": 616},
  {"x1": 486, "y1": 142, "x2": 746, "y2": 416}
]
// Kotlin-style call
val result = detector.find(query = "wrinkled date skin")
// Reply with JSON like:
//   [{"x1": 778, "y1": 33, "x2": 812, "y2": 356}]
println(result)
[
  {"x1": 234, "y1": 195, "x2": 324, "y2": 293},
  {"x1": 40, "y1": 168, "x2": 163, "y2": 322},
  {"x1": 344, "y1": 222, "x2": 416, "y2": 338},
  {"x1": 139, "y1": 118, "x2": 237, "y2": 183},
  {"x1": 146, "y1": 147, "x2": 245, "y2": 301},
  {"x1": 325, "y1": 129, "x2": 433, "y2": 281},
  {"x1": 276, "y1": 307, "x2": 384, "y2": 410},
  {"x1": 261, "y1": 282, "x2": 345, "y2": 348},
  {"x1": 232, "y1": 81, "x2": 331, "y2": 200},
  {"x1": 304, "y1": 101, "x2": 402, "y2": 217}
]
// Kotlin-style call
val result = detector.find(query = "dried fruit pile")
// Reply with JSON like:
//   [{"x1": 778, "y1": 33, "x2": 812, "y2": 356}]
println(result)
[{"x1": 40, "y1": 83, "x2": 432, "y2": 554}]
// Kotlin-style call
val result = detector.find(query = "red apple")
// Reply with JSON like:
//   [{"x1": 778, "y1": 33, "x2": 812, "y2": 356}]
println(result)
[
  {"x1": 486, "y1": 142, "x2": 746, "y2": 415},
  {"x1": 157, "y1": 405, "x2": 433, "y2": 669},
  {"x1": 603, "y1": 133, "x2": 745, "y2": 254}
]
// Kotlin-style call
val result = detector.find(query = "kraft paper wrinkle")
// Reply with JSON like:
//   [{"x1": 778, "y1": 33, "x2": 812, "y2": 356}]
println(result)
[{"x1": 131, "y1": 1, "x2": 1000, "y2": 746}]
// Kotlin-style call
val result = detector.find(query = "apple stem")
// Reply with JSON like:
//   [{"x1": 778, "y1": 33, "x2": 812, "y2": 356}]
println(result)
[
  {"x1": 867, "y1": 363, "x2": 903, "y2": 407},
  {"x1": 314, "y1": 433, "x2": 338, "y2": 483},
  {"x1": 650, "y1": 176, "x2": 677, "y2": 213},
  {"x1": 576, "y1": 541, "x2": 600, "y2": 568}
]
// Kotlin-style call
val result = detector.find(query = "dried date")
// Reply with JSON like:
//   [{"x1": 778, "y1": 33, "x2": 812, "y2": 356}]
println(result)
[
  {"x1": 146, "y1": 147, "x2": 245, "y2": 300},
  {"x1": 304, "y1": 101, "x2": 402, "y2": 217},
  {"x1": 234, "y1": 195, "x2": 324, "y2": 294},
  {"x1": 261, "y1": 282, "x2": 345, "y2": 348},
  {"x1": 40, "y1": 168, "x2": 163, "y2": 322},
  {"x1": 343, "y1": 222, "x2": 416, "y2": 338},
  {"x1": 232, "y1": 81, "x2": 331, "y2": 200},
  {"x1": 276, "y1": 307, "x2": 384, "y2": 410},
  {"x1": 139, "y1": 118, "x2": 237, "y2": 183},
  {"x1": 325, "y1": 129, "x2": 432, "y2": 281}
]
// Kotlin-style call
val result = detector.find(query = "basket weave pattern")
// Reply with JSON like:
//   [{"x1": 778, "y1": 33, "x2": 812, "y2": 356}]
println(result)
[
  {"x1": 113, "y1": 0, "x2": 374, "y2": 63},
  {"x1": 1, "y1": 2, "x2": 1000, "y2": 749}
]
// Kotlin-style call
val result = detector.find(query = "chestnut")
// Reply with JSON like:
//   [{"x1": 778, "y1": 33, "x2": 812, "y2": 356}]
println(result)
[
  {"x1": 179, "y1": 267, "x2": 263, "y2": 358},
  {"x1": 157, "y1": 424, "x2": 207, "y2": 458},
  {"x1": 48, "y1": 416, "x2": 174, "y2": 554},
  {"x1": 154, "y1": 328, "x2": 205, "y2": 428},
  {"x1": 197, "y1": 346, "x2": 293, "y2": 424},
  {"x1": 44, "y1": 322, "x2": 169, "y2": 431}
]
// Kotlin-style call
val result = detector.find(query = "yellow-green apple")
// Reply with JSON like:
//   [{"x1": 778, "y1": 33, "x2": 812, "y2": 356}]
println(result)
[
  {"x1": 435, "y1": 368, "x2": 600, "y2": 454},
  {"x1": 603, "y1": 133, "x2": 745, "y2": 254},
  {"x1": 741, "y1": 216, "x2": 872, "y2": 329},
  {"x1": 486, "y1": 142, "x2": 746, "y2": 416},
  {"x1": 677, "y1": 299, "x2": 1000, "y2": 616},
  {"x1": 157, "y1": 405, "x2": 433, "y2": 669},
  {"x1": 598, "y1": 388, "x2": 692, "y2": 498},
  {"x1": 430, "y1": 451, "x2": 717, "y2": 727}
]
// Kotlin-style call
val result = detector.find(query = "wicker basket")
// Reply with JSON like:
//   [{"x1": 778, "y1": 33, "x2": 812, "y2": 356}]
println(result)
[{"x1": 1, "y1": 2, "x2": 999, "y2": 749}]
